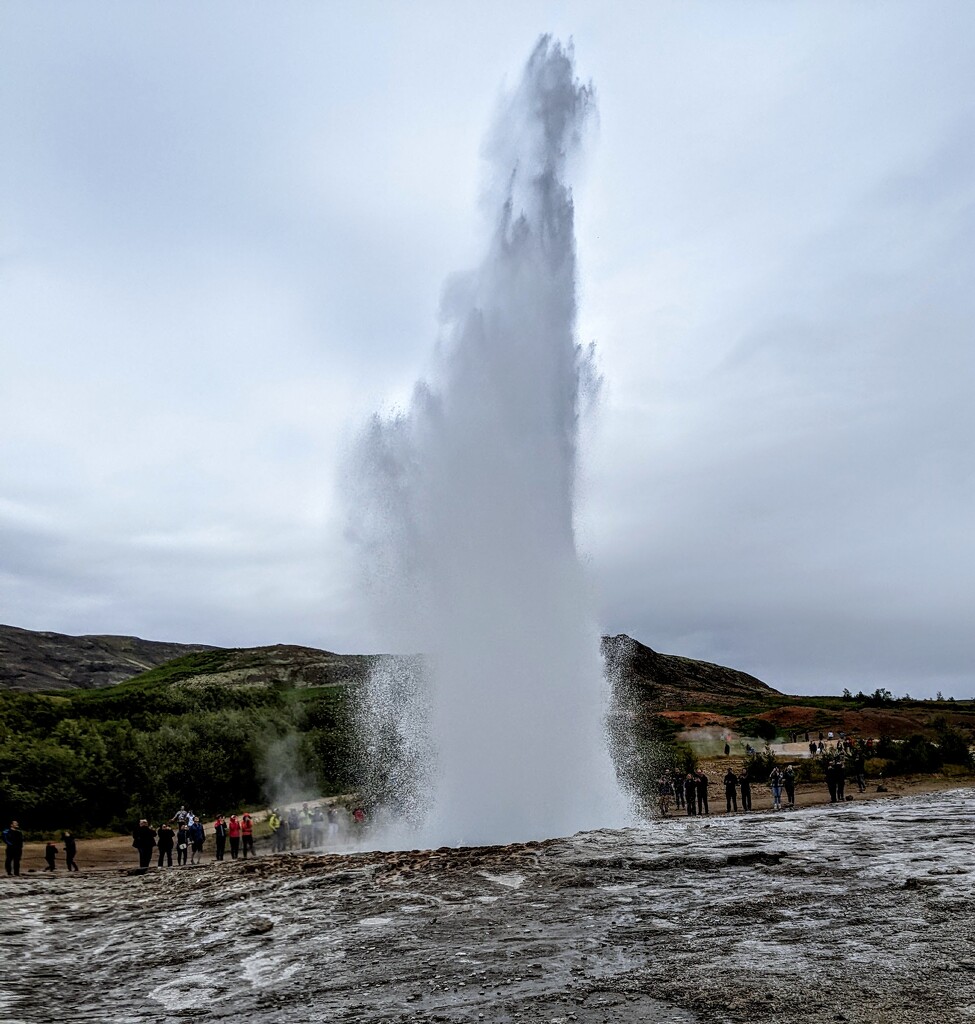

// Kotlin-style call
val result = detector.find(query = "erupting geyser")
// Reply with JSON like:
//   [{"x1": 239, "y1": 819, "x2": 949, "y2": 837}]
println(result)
[{"x1": 350, "y1": 37, "x2": 625, "y2": 846}]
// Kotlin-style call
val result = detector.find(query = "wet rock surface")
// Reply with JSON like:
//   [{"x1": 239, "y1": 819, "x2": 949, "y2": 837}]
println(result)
[{"x1": 2, "y1": 790, "x2": 974, "y2": 1023}]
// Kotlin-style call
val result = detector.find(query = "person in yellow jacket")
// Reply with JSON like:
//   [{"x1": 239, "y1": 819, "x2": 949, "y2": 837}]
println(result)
[{"x1": 267, "y1": 809, "x2": 283, "y2": 852}]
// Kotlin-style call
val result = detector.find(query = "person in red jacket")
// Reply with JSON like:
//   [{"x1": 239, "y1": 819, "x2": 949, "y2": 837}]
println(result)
[
  {"x1": 241, "y1": 813, "x2": 254, "y2": 859},
  {"x1": 227, "y1": 814, "x2": 241, "y2": 860}
]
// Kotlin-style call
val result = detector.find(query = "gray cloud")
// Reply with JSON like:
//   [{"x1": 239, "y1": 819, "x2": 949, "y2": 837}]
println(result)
[{"x1": 2, "y1": 3, "x2": 973, "y2": 697}]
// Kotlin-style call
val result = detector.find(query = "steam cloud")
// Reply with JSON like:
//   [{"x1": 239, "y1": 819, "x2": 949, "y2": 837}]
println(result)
[{"x1": 349, "y1": 37, "x2": 626, "y2": 846}]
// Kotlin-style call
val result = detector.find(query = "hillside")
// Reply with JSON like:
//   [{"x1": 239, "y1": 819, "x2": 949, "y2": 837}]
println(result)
[
  {"x1": 0, "y1": 623, "x2": 217, "y2": 692},
  {"x1": 122, "y1": 644, "x2": 376, "y2": 691},
  {"x1": 603, "y1": 633, "x2": 781, "y2": 708},
  {"x1": 2, "y1": 624, "x2": 780, "y2": 703}
]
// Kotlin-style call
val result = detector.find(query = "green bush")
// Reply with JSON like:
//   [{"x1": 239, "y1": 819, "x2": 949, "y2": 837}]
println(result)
[{"x1": 737, "y1": 718, "x2": 777, "y2": 743}]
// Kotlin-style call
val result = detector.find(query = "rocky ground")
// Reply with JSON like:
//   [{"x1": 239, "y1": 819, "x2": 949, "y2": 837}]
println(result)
[{"x1": 2, "y1": 785, "x2": 974, "y2": 1024}]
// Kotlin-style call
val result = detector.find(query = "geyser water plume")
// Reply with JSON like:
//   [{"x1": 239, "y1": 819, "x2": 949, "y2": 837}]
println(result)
[{"x1": 350, "y1": 37, "x2": 626, "y2": 846}]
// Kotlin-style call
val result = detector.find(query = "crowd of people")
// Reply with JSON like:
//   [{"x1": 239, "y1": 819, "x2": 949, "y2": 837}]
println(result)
[
  {"x1": 657, "y1": 740, "x2": 871, "y2": 817},
  {"x1": 2, "y1": 800, "x2": 368, "y2": 875},
  {"x1": 131, "y1": 803, "x2": 366, "y2": 869}
]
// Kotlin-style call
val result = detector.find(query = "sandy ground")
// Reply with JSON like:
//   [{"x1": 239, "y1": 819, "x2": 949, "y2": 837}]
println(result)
[{"x1": 7, "y1": 772, "x2": 971, "y2": 875}]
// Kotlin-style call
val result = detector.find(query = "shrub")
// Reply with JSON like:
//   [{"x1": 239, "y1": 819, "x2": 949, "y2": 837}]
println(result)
[
  {"x1": 736, "y1": 717, "x2": 777, "y2": 743},
  {"x1": 742, "y1": 745, "x2": 779, "y2": 782}
]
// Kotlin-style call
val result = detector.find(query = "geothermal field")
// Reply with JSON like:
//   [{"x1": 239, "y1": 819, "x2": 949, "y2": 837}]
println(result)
[
  {"x1": 4, "y1": 28, "x2": 970, "y2": 1024},
  {"x1": 3, "y1": 789, "x2": 974, "y2": 1024}
]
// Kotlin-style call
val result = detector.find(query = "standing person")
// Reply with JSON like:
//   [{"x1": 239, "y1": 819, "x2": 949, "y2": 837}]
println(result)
[
  {"x1": 44, "y1": 841, "x2": 58, "y2": 872},
  {"x1": 175, "y1": 823, "x2": 189, "y2": 867},
  {"x1": 326, "y1": 805, "x2": 339, "y2": 843},
  {"x1": 783, "y1": 765, "x2": 796, "y2": 809},
  {"x1": 227, "y1": 814, "x2": 241, "y2": 860},
  {"x1": 739, "y1": 772, "x2": 752, "y2": 812},
  {"x1": 62, "y1": 831, "x2": 79, "y2": 872},
  {"x1": 312, "y1": 806, "x2": 325, "y2": 847},
  {"x1": 658, "y1": 776, "x2": 673, "y2": 816},
  {"x1": 769, "y1": 767, "x2": 783, "y2": 811},
  {"x1": 172, "y1": 806, "x2": 190, "y2": 828},
  {"x1": 672, "y1": 770, "x2": 685, "y2": 811},
  {"x1": 3, "y1": 821, "x2": 24, "y2": 877},
  {"x1": 212, "y1": 815, "x2": 227, "y2": 861},
  {"x1": 695, "y1": 770, "x2": 710, "y2": 816},
  {"x1": 276, "y1": 813, "x2": 290, "y2": 852},
  {"x1": 132, "y1": 820, "x2": 156, "y2": 869},
  {"x1": 157, "y1": 822, "x2": 175, "y2": 868},
  {"x1": 724, "y1": 742, "x2": 731, "y2": 757},
  {"x1": 299, "y1": 804, "x2": 313, "y2": 848},
  {"x1": 723, "y1": 769, "x2": 738, "y2": 813},
  {"x1": 854, "y1": 754, "x2": 867, "y2": 793},
  {"x1": 188, "y1": 817, "x2": 205, "y2": 865},
  {"x1": 683, "y1": 775, "x2": 697, "y2": 816},
  {"x1": 267, "y1": 809, "x2": 281, "y2": 851},
  {"x1": 824, "y1": 760, "x2": 838, "y2": 803},
  {"x1": 835, "y1": 760, "x2": 846, "y2": 801},
  {"x1": 241, "y1": 813, "x2": 254, "y2": 859},
  {"x1": 287, "y1": 808, "x2": 300, "y2": 849}
]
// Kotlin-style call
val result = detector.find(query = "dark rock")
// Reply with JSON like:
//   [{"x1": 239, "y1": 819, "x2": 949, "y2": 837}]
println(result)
[{"x1": 244, "y1": 916, "x2": 274, "y2": 935}]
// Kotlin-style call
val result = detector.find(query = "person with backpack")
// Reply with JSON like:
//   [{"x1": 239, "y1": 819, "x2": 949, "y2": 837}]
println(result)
[{"x1": 3, "y1": 821, "x2": 24, "y2": 876}]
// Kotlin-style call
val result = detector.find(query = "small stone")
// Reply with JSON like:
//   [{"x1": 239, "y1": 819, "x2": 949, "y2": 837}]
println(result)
[{"x1": 244, "y1": 916, "x2": 274, "y2": 935}]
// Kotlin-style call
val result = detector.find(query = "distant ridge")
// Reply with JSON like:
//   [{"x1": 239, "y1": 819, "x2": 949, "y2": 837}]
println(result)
[
  {"x1": 0, "y1": 624, "x2": 217, "y2": 692},
  {"x1": 602, "y1": 633, "x2": 783, "y2": 708},
  {"x1": 1, "y1": 623, "x2": 782, "y2": 703}
]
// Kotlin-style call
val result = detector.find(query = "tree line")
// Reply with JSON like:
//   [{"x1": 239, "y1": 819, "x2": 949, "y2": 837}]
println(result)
[{"x1": 0, "y1": 678, "x2": 355, "y2": 836}]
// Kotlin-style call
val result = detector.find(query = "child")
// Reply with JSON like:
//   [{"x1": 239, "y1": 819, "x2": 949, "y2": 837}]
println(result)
[{"x1": 44, "y1": 841, "x2": 58, "y2": 872}]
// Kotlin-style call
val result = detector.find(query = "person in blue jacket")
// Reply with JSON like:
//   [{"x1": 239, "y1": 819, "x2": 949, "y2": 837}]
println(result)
[
  {"x1": 188, "y1": 817, "x2": 205, "y2": 865},
  {"x1": 2, "y1": 821, "x2": 24, "y2": 876}
]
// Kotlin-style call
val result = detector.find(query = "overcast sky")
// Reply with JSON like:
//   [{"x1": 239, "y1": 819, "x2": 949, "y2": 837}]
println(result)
[{"x1": 2, "y1": 2, "x2": 973, "y2": 698}]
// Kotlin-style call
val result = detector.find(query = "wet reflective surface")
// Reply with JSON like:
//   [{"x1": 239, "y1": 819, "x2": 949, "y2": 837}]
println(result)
[{"x1": 3, "y1": 789, "x2": 974, "y2": 1023}]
